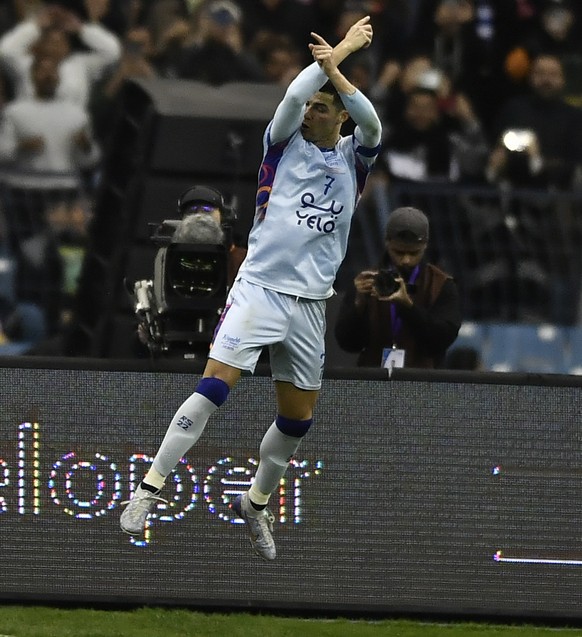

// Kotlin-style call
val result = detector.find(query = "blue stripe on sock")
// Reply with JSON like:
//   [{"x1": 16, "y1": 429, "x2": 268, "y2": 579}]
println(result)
[
  {"x1": 196, "y1": 377, "x2": 230, "y2": 407},
  {"x1": 275, "y1": 415, "x2": 313, "y2": 438}
]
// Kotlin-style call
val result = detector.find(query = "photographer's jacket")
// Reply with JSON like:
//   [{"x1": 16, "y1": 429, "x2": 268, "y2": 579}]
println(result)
[{"x1": 335, "y1": 263, "x2": 461, "y2": 368}]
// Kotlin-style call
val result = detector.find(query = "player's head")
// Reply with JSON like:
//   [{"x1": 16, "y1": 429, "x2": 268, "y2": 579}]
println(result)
[
  {"x1": 301, "y1": 81, "x2": 349, "y2": 147},
  {"x1": 318, "y1": 81, "x2": 346, "y2": 111}
]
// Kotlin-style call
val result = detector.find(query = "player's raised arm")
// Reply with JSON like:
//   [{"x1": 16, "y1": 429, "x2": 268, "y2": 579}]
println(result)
[
  {"x1": 269, "y1": 62, "x2": 327, "y2": 143},
  {"x1": 269, "y1": 16, "x2": 376, "y2": 145},
  {"x1": 310, "y1": 29, "x2": 381, "y2": 148},
  {"x1": 330, "y1": 15, "x2": 373, "y2": 68}
]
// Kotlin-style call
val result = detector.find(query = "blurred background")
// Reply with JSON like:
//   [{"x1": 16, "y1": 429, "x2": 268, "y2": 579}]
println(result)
[{"x1": 0, "y1": 0, "x2": 581, "y2": 373}]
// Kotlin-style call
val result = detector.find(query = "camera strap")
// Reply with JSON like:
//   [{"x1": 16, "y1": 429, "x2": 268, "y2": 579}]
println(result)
[{"x1": 389, "y1": 265, "x2": 420, "y2": 346}]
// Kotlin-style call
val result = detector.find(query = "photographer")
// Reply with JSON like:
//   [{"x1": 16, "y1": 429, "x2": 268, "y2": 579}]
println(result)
[{"x1": 335, "y1": 206, "x2": 461, "y2": 369}]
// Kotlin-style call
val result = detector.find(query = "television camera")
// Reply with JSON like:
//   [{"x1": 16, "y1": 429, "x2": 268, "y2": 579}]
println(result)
[{"x1": 129, "y1": 186, "x2": 236, "y2": 359}]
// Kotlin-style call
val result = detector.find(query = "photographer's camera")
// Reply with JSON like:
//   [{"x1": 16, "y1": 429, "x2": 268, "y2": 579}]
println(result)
[{"x1": 374, "y1": 268, "x2": 401, "y2": 297}]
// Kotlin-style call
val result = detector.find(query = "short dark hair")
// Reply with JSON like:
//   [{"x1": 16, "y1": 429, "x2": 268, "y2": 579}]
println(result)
[{"x1": 319, "y1": 81, "x2": 346, "y2": 111}]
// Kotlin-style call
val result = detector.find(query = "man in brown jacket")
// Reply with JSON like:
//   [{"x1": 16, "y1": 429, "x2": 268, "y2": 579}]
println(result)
[{"x1": 335, "y1": 206, "x2": 461, "y2": 369}]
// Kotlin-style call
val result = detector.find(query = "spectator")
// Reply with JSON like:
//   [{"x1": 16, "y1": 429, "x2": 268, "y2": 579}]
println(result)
[
  {"x1": 486, "y1": 52, "x2": 582, "y2": 189},
  {"x1": 177, "y1": 0, "x2": 265, "y2": 85},
  {"x1": 504, "y1": 0, "x2": 582, "y2": 105},
  {"x1": 68, "y1": 0, "x2": 129, "y2": 37},
  {"x1": 0, "y1": 206, "x2": 47, "y2": 354},
  {"x1": 493, "y1": 0, "x2": 539, "y2": 46},
  {"x1": 44, "y1": 195, "x2": 92, "y2": 322},
  {"x1": 378, "y1": 72, "x2": 489, "y2": 185},
  {"x1": 521, "y1": 0, "x2": 582, "y2": 59},
  {"x1": 0, "y1": 55, "x2": 101, "y2": 192},
  {"x1": 132, "y1": 0, "x2": 190, "y2": 49},
  {"x1": 335, "y1": 206, "x2": 461, "y2": 369},
  {"x1": 412, "y1": 0, "x2": 511, "y2": 130},
  {"x1": 252, "y1": 33, "x2": 302, "y2": 87},
  {"x1": 0, "y1": 55, "x2": 100, "y2": 333},
  {"x1": 134, "y1": 1, "x2": 200, "y2": 79},
  {"x1": 379, "y1": 53, "x2": 434, "y2": 125},
  {"x1": 371, "y1": 0, "x2": 418, "y2": 64},
  {"x1": 89, "y1": 26, "x2": 158, "y2": 147},
  {"x1": 0, "y1": 0, "x2": 121, "y2": 108},
  {"x1": 239, "y1": 0, "x2": 317, "y2": 60}
]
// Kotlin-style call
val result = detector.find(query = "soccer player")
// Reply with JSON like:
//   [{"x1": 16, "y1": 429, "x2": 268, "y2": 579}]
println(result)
[{"x1": 120, "y1": 17, "x2": 382, "y2": 560}]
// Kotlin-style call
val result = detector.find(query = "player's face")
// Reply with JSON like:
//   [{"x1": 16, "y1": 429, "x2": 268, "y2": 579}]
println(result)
[
  {"x1": 301, "y1": 92, "x2": 347, "y2": 147},
  {"x1": 386, "y1": 240, "x2": 426, "y2": 277}
]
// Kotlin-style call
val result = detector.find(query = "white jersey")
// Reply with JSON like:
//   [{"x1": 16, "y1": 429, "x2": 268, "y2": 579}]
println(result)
[{"x1": 237, "y1": 125, "x2": 378, "y2": 299}]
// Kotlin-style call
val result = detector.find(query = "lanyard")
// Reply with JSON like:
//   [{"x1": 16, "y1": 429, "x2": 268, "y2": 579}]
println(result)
[{"x1": 390, "y1": 265, "x2": 420, "y2": 345}]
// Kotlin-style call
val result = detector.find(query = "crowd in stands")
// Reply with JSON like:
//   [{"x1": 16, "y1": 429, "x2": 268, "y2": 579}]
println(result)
[{"x1": 0, "y1": 0, "x2": 581, "y2": 353}]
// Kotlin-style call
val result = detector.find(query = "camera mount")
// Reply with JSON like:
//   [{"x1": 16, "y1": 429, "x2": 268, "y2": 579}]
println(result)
[{"x1": 130, "y1": 218, "x2": 229, "y2": 359}]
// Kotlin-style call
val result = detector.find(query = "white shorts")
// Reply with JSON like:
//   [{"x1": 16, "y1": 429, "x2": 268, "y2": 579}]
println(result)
[{"x1": 209, "y1": 278, "x2": 326, "y2": 390}]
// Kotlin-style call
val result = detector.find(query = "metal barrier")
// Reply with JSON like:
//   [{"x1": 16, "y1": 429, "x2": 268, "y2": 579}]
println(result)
[
  {"x1": 388, "y1": 182, "x2": 582, "y2": 325},
  {"x1": 0, "y1": 173, "x2": 93, "y2": 349},
  {"x1": 2, "y1": 174, "x2": 582, "y2": 359}
]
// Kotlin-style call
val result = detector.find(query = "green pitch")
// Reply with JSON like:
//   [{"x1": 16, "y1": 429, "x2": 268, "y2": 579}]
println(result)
[{"x1": 0, "y1": 607, "x2": 581, "y2": 637}]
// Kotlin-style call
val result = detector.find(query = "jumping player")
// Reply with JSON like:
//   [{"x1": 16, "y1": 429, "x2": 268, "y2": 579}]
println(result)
[{"x1": 120, "y1": 16, "x2": 382, "y2": 560}]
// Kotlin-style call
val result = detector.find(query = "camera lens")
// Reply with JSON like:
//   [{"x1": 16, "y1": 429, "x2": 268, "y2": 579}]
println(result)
[
  {"x1": 168, "y1": 253, "x2": 224, "y2": 297},
  {"x1": 374, "y1": 269, "x2": 400, "y2": 297}
]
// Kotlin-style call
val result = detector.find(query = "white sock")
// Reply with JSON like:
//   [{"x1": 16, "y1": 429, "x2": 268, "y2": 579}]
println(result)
[
  {"x1": 142, "y1": 466, "x2": 166, "y2": 491},
  {"x1": 152, "y1": 392, "x2": 219, "y2": 476},
  {"x1": 251, "y1": 421, "x2": 303, "y2": 500}
]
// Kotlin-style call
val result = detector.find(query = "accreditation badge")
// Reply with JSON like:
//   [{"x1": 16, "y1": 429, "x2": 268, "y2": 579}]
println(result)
[{"x1": 382, "y1": 347, "x2": 406, "y2": 370}]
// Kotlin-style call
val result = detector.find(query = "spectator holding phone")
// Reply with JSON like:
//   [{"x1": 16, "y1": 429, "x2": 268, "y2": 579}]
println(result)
[{"x1": 487, "y1": 52, "x2": 582, "y2": 189}]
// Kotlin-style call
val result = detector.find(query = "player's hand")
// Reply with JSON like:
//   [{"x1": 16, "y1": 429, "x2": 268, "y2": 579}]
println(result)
[
  {"x1": 309, "y1": 33, "x2": 334, "y2": 71},
  {"x1": 342, "y1": 16, "x2": 373, "y2": 52}
]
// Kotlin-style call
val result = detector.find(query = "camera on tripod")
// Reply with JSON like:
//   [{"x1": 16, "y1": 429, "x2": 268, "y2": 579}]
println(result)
[{"x1": 130, "y1": 186, "x2": 236, "y2": 358}]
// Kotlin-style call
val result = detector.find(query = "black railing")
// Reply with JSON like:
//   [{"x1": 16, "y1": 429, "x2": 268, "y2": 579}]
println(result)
[{"x1": 387, "y1": 182, "x2": 582, "y2": 325}]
